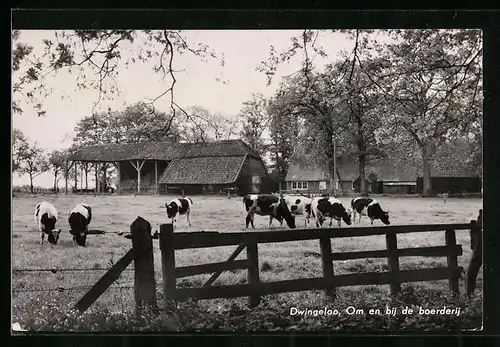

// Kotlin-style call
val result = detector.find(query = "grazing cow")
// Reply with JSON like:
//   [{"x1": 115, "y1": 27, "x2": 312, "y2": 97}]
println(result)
[
  {"x1": 243, "y1": 194, "x2": 296, "y2": 229},
  {"x1": 34, "y1": 201, "x2": 61, "y2": 245},
  {"x1": 165, "y1": 197, "x2": 193, "y2": 227},
  {"x1": 311, "y1": 197, "x2": 352, "y2": 227},
  {"x1": 351, "y1": 197, "x2": 390, "y2": 225},
  {"x1": 68, "y1": 203, "x2": 92, "y2": 246},
  {"x1": 283, "y1": 195, "x2": 312, "y2": 226}
]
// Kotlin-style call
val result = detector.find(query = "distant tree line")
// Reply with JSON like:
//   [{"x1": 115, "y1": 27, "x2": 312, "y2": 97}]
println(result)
[
  {"x1": 239, "y1": 29, "x2": 482, "y2": 197},
  {"x1": 12, "y1": 29, "x2": 482, "y2": 196}
]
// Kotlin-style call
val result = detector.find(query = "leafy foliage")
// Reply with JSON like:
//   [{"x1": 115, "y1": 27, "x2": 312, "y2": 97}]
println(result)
[
  {"x1": 238, "y1": 93, "x2": 270, "y2": 156},
  {"x1": 13, "y1": 287, "x2": 482, "y2": 332},
  {"x1": 13, "y1": 130, "x2": 49, "y2": 193},
  {"x1": 12, "y1": 30, "x2": 223, "y2": 118}
]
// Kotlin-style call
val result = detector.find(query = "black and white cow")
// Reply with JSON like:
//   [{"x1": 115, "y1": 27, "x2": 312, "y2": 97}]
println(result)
[
  {"x1": 34, "y1": 201, "x2": 61, "y2": 245},
  {"x1": 165, "y1": 197, "x2": 193, "y2": 227},
  {"x1": 351, "y1": 197, "x2": 390, "y2": 225},
  {"x1": 243, "y1": 194, "x2": 296, "y2": 229},
  {"x1": 311, "y1": 197, "x2": 352, "y2": 227},
  {"x1": 283, "y1": 195, "x2": 312, "y2": 226},
  {"x1": 68, "y1": 203, "x2": 92, "y2": 247}
]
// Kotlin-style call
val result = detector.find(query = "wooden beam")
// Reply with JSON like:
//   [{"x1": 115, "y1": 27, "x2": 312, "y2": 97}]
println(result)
[
  {"x1": 129, "y1": 161, "x2": 138, "y2": 170},
  {"x1": 74, "y1": 161, "x2": 78, "y2": 192},
  {"x1": 137, "y1": 160, "x2": 141, "y2": 193},
  {"x1": 203, "y1": 242, "x2": 247, "y2": 287},
  {"x1": 80, "y1": 164, "x2": 84, "y2": 193},
  {"x1": 331, "y1": 245, "x2": 463, "y2": 261},
  {"x1": 176, "y1": 259, "x2": 249, "y2": 279},
  {"x1": 96, "y1": 163, "x2": 100, "y2": 195},
  {"x1": 138, "y1": 159, "x2": 145, "y2": 171},
  {"x1": 64, "y1": 160, "x2": 68, "y2": 195},
  {"x1": 155, "y1": 160, "x2": 158, "y2": 195},
  {"x1": 172, "y1": 223, "x2": 473, "y2": 250},
  {"x1": 74, "y1": 249, "x2": 134, "y2": 312},
  {"x1": 116, "y1": 162, "x2": 121, "y2": 194},
  {"x1": 175, "y1": 267, "x2": 463, "y2": 301}
]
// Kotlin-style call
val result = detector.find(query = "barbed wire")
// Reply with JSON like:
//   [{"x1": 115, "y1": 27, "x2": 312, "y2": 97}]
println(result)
[
  {"x1": 11, "y1": 229, "x2": 130, "y2": 236},
  {"x1": 12, "y1": 267, "x2": 135, "y2": 273},
  {"x1": 12, "y1": 285, "x2": 134, "y2": 293}
]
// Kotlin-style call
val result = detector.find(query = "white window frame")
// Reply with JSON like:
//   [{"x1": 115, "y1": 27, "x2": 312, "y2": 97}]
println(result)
[
  {"x1": 319, "y1": 181, "x2": 327, "y2": 190},
  {"x1": 292, "y1": 181, "x2": 309, "y2": 190}
]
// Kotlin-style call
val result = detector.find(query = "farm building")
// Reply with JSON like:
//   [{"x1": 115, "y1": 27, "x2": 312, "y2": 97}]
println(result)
[
  {"x1": 285, "y1": 152, "x2": 418, "y2": 194},
  {"x1": 66, "y1": 139, "x2": 271, "y2": 195},
  {"x1": 416, "y1": 177, "x2": 482, "y2": 195}
]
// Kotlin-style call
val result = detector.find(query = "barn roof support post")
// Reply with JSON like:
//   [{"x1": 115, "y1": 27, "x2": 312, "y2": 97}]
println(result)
[
  {"x1": 74, "y1": 161, "x2": 78, "y2": 193},
  {"x1": 129, "y1": 160, "x2": 145, "y2": 193},
  {"x1": 155, "y1": 160, "x2": 158, "y2": 195},
  {"x1": 64, "y1": 159, "x2": 68, "y2": 195},
  {"x1": 116, "y1": 162, "x2": 122, "y2": 195},
  {"x1": 95, "y1": 162, "x2": 100, "y2": 195},
  {"x1": 80, "y1": 163, "x2": 84, "y2": 193}
]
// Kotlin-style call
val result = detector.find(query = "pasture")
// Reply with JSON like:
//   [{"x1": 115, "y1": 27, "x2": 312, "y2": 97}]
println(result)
[{"x1": 11, "y1": 194, "x2": 483, "y2": 331}]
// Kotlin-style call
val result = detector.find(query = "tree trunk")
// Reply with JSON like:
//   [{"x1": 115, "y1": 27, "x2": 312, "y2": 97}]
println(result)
[
  {"x1": 53, "y1": 172, "x2": 58, "y2": 191},
  {"x1": 85, "y1": 166, "x2": 89, "y2": 189},
  {"x1": 358, "y1": 153, "x2": 368, "y2": 196},
  {"x1": 336, "y1": 167, "x2": 343, "y2": 192},
  {"x1": 421, "y1": 144, "x2": 434, "y2": 197},
  {"x1": 328, "y1": 158, "x2": 335, "y2": 196},
  {"x1": 29, "y1": 173, "x2": 34, "y2": 194}
]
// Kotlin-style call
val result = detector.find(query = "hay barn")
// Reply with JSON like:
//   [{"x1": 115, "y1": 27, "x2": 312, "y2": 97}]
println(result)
[{"x1": 66, "y1": 139, "x2": 271, "y2": 195}]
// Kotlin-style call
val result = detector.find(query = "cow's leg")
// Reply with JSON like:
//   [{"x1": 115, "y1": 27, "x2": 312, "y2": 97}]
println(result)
[
  {"x1": 338, "y1": 219, "x2": 341, "y2": 227},
  {"x1": 370, "y1": 218, "x2": 374, "y2": 225},
  {"x1": 187, "y1": 210, "x2": 191, "y2": 227},
  {"x1": 269, "y1": 215, "x2": 273, "y2": 227},
  {"x1": 40, "y1": 232, "x2": 44, "y2": 245},
  {"x1": 246, "y1": 212, "x2": 255, "y2": 229}
]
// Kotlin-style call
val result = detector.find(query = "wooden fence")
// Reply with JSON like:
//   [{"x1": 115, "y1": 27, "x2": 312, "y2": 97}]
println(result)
[{"x1": 75, "y1": 218, "x2": 480, "y2": 313}]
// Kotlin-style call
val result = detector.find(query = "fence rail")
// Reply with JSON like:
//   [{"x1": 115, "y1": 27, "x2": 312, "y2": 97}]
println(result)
[{"x1": 71, "y1": 217, "x2": 479, "y2": 313}]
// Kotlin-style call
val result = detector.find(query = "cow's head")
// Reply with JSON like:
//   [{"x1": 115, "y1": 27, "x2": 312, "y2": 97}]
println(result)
[
  {"x1": 380, "y1": 211, "x2": 390, "y2": 225},
  {"x1": 47, "y1": 229, "x2": 62, "y2": 245},
  {"x1": 278, "y1": 198, "x2": 296, "y2": 228},
  {"x1": 342, "y1": 208, "x2": 352, "y2": 225},
  {"x1": 165, "y1": 203, "x2": 177, "y2": 219},
  {"x1": 75, "y1": 232, "x2": 87, "y2": 247}
]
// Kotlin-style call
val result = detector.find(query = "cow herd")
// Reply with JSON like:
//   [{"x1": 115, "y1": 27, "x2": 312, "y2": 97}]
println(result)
[
  {"x1": 243, "y1": 194, "x2": 391, "y2": 229},
  {"x1": 34, "y1": 201, "x2": 93, "y2": 246},
  {"x1": 31, "y1": 194, "x2": 389, "y2": 247}
]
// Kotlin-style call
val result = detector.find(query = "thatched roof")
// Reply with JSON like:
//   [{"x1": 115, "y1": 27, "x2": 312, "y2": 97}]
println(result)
[
  {"x1": 285, "y1": 162, "x2": 329, "y2": 181},
  {"x1": 66, "y1": 139, "x2": 260, "y2": 162},
  {"x1": 158, "y1": 155, "x2": 246, "y2": 185}
]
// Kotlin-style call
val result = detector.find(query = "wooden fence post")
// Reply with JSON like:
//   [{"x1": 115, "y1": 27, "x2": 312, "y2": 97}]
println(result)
[
  {"x1": 319, "y1": 236, "x2": 336, "y2": 300},
  {"x1": 445, "y1": 229, "x2": 460, "y2": 296},
  {"x1": 467, "y1": 210, "x2": 483, "y2": 297},
  {"x1": 130, "y1": 218, "x2": 157, "y2": 312},
  {"x1": 246, "y1": 235, "x2": 260, "y2": 307},
  {"x1": 160, "y1": 223, "x2": 176, "y2": 311},
  {"x1": 386, "y1": 232, "x2": 401, "y2": 295}
]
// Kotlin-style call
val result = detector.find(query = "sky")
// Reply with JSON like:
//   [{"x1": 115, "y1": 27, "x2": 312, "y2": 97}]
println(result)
[{"x1": 12, "y1": 30, "x2": 356, "y2": 188}]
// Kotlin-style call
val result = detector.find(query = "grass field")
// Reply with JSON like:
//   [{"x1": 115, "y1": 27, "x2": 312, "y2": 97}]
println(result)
[{"x1": 11, "y1": 193, "x2": 483, "y2": 332}]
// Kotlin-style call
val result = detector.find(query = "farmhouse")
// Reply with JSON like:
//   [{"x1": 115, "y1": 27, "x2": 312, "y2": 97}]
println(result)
[
  {"x1": 66, "y1": 139, "x2": 271, "y2": 195},
  {"x1": 285, "y1": 152, "x2": 418, "y2": 194}
]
